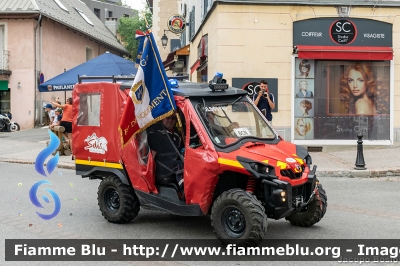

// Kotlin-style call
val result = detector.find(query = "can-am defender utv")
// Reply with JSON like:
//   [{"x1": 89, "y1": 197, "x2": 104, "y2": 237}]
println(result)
[{"x1": 72, "y1": 78, "x2": 327, "y2": 247}]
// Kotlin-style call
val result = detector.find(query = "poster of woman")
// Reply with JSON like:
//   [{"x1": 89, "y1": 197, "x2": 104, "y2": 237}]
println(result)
[
  {"x1": 294, "y1": 117, "x2": 314, "y2": 140},
  {"x1": 295, "y1": 98, "x2": 314, "y2": 117},
  {"x1": 328, "y1": 62, "x2": 389, "y2": 116},
  {"x1": 295, "y1": 79, "x2": 314, "y2": 98},
  {"x1": 295, "y1": 59, "x2": 314, "y2": 79}
]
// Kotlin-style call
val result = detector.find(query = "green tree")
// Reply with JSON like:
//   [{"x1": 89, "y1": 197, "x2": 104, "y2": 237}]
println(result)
[{"x1": 118, "y1": 5, "x2": 152, "y2": 57}]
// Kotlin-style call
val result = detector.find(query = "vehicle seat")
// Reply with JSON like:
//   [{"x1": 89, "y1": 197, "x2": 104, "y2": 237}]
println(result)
[{"x1": 156, "y1": 175, "x2": 180, "y2": 193}]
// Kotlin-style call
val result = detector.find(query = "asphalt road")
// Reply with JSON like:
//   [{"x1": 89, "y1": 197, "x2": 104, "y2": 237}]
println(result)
[{"x1": 1, "y1": 161, "x2": 400, "y2": 265}]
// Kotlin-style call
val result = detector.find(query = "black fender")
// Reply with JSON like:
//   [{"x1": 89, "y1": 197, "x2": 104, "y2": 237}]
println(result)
[{"x1": 76, "y1": 164, "x2": 130, "y2": 185}]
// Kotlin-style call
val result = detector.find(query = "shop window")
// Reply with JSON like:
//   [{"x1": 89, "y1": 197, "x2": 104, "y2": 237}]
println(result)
[
  {"x1": 77, "y1": 93, "x2": 101, "y2": 126},
  {"x1": 293, "y1": 58, "x2": 390, "y2": 141},
  {"x1": 0, "y1": 89, "x2": 10, "y2": 113}
]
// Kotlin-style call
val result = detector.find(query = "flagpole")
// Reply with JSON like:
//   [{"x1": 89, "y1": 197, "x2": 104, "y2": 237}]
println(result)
[{"x1": 144, "y1": 20, "x2": 185, "y2": 138}]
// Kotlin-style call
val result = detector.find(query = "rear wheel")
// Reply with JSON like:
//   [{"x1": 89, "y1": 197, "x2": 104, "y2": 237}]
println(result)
[
  {"x1": 10, "y1": 123, "x2": 20, "y2": 132},
  {"x1": 285, "y1": 184, "x2": 327, "y2": 227},
  {"x1": 211, "y1": 189, "x2": 267, "y2": 247},
  {"x1": 98, "y1": 175, "x2": 140, "y2": 223}
]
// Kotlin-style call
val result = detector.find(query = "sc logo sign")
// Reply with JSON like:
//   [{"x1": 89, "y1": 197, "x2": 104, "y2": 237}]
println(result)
[
  {"x1": 330, "y1": 19, "x2": 357, "y2": 45},
  {"x1": 334, "y1": 21, "x2": 352, "y2": 33}
]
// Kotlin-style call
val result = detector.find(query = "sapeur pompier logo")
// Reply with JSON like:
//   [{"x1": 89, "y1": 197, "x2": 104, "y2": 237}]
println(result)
[{"x1": 29, "y1": 130, "x2": 61, "y2": 220}]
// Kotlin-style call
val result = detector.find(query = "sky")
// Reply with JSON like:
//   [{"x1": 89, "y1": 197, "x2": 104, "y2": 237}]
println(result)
[{"x1": 124, "y1": 0, "x2": 146, "y2": 11}]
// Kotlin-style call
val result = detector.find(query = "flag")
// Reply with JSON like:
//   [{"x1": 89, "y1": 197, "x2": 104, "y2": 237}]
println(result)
[
  {"x1": 119, "y1": 31, "x2": 176, "y2": 146},
  {"x1": 135, "y1": 30, "x2": 146, "y2": 67}
]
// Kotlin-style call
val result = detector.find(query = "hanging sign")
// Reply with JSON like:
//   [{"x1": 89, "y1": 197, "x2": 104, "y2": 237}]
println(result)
[{"x1": 167, "y1": 14, "x2": 186, "y2": 34}]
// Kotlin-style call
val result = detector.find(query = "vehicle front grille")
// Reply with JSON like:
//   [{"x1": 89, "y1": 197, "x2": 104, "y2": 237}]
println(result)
[{"x1": 280, "y1": 166, "x2": 303, "y2": 179}]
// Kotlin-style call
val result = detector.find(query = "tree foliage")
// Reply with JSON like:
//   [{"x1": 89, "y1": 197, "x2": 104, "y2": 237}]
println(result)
[{"x1": 118, "y1": 5, "x2": 152, "y2": 58}]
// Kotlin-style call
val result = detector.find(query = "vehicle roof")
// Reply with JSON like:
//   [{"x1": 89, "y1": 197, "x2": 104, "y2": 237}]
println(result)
[{"x1": 120, "y1": 80, "x2": 248, "y2": 97}]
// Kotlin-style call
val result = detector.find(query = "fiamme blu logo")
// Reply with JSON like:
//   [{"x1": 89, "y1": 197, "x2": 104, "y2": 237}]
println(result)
[{"x1": 29, "y1": 130, "x2": 61, "y2": 220}]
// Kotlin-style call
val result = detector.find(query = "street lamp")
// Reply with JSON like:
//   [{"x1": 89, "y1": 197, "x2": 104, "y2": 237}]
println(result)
[{"x1": 161, "y1": 30, "x2": 169, "y2": 49}]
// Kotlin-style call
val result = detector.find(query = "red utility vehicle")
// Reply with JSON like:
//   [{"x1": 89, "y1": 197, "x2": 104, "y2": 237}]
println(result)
[{"x1": 72, "y1": 78, "x2": 327, "y2": 246}]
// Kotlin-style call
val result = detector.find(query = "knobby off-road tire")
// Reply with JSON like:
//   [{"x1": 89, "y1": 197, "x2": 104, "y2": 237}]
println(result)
[
  {"x1": 286, "y1": 184, "x2": 327, "y2": 227},
  {"x1": 98, "y1": 175, "x2": 140, "y2": 223},
  {"x1": 211, "y1": 189, "x2": 267, "y2": 247}
]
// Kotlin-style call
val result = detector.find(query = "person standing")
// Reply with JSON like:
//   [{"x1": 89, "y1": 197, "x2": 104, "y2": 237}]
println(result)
[
  {"x1": 51, "y1": 97, "x2": 73, "y2": 155},
  {"x1": 253, "y1": 80, "x2": 275, "y2": 123},
  {"x1": 44, "y1": 104, "x2": 55, "y2": 126}
]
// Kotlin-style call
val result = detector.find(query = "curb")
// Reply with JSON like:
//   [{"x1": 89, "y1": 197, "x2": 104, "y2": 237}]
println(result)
[
  {"x1": 0, "y1": 159, "x2": 76, "y2": 170},
  {"x1": 318, "y1": 169, "x2": 400, "y2": 179}
]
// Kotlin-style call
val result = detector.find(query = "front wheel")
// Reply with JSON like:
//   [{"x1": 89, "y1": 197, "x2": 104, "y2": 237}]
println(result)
[
  {"x1": 211, "y1": 189, "x2": 267, "y2": 247},
  {"x1": 285, "y1": 184, "x2": 327, "y2": 227},
  {"x1": 97, "y1": 175, "x2": 140, "y2": 223},
  {"x1": 10, "y1": 123, "x2": 20, "y2": 132}
]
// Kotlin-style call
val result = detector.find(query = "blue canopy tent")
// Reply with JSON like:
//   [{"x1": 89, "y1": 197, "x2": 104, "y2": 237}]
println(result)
[{"x1": 39, "y1": 52, "x2": 137, "y2": 92}]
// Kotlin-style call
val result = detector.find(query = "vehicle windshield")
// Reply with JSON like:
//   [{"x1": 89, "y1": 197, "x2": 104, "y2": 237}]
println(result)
[{"x1": 195, "y1": 97, "x2": 277, "y2": 146}]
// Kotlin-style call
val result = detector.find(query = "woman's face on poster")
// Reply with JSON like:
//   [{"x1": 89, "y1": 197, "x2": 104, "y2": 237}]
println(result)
[
  {"x1": 298, "y1": 103, "x2": 306, "y2": 113},
  {"x1": 297, "y1": 119, "x2": 306, "y2": 135},
  {"x1": 348, "y1": 69, "x2": 366, "y2": 97},
  {"x1": 299, "y1": 81, "x2": 308, "y2": 91},
  {"x1": 301, "y1": 66, "x2": 309, "y2": 74}
]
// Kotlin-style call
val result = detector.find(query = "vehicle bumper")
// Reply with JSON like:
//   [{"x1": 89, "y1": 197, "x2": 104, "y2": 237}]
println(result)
[{"x1": 262, "y1": 165, "x2": 317, "y2": 220}]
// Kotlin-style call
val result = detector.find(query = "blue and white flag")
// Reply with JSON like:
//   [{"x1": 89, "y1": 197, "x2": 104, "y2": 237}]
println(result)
[{"x1": 119, "y1": 31, "x2": 176, "y2": 145}]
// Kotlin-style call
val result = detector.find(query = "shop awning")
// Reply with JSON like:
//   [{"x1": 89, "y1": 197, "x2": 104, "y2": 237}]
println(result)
[
  {"x1": 190, "y1": 59, "x2": 200, "y2": 74},
  {"x1": 163, "y1": 45, "x2": 190, "y2": 68},
  {"x1": 297, "y1": 45, "x2": 393, "y2": 60},
  {"x1": 197, "y1": 58, "x2": 208, "y2": 72},
  {"x1": 0, "y1": 80, "x2": 8, "y2": 91}
]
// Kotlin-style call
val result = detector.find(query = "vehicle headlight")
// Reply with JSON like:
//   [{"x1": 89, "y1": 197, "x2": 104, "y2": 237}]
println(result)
[{"x1": 251, "y1": 163, "x2": 271, "y2": 174}]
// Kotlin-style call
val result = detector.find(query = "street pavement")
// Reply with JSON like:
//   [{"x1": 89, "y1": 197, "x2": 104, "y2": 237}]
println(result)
[{"x1": 1, "y1": 127, "x2": 400, "y2": 178}]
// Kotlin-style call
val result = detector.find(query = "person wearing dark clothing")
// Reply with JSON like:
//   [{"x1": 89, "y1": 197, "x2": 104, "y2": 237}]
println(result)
[
  {"x1": 253, "y1": 80, "x2": 275, "y2": 122},
  {"x1": 147, "y1": 114, "x2": 184, "y2": 191}
]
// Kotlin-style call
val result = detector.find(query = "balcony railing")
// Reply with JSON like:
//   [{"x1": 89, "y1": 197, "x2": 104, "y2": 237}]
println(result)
[{"x1": 0, "y1": 49, "x2": 10, "y2": 71}]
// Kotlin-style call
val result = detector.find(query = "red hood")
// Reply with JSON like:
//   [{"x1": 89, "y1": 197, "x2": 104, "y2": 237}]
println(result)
[{"x1": 218, "y1": 141, "x2": 304, "y2": 171}]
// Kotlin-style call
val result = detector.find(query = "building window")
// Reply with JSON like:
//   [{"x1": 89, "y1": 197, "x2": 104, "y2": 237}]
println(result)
[
  {"x1": 86, "y1": 47, "x2": 93, "y2": 61},
  {"x1": 293, "y1": 58, "x2": 390, "y2": 141},
  {"x1": 74, "y1": 8, "x2": 94, "y2": 26},
  {"x1": 108, "y1": 11, "x2": 113, "y2": 18},
  {"x1": 94, "y1": 8, "x2": 100, "y2": 19},
  {"x1": 123, "y1": 14, "x2": 129, "y2": 17},
  {"x1": 0, "y1": 25, "x2": 4, "y2": 68},
  {"x1": 190, "y1": 6, "x2": 195, "y2": 38},
  {"x1": 53, "y1": 0, "x2": 68, "y2": 12},
  {"x1": 203, "y1": 0, "x2": 208, "y2": 17}
]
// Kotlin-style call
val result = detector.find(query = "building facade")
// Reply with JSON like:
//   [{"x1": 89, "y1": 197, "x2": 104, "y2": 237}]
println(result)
[
  {"x1": 178, "y1": 0, "x2": 400, "y2": 145},
  {"x1": 80, "y1": 0, "x2": 138, "y2": 35},
  {"x1": 0, "y1": 0, "x2": 129, "y2": 130}
]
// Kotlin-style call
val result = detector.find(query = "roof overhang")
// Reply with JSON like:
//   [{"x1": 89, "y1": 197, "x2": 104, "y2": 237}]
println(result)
[{"x1": 163, "y1": 44, "x2": 190, "y2": 68}]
